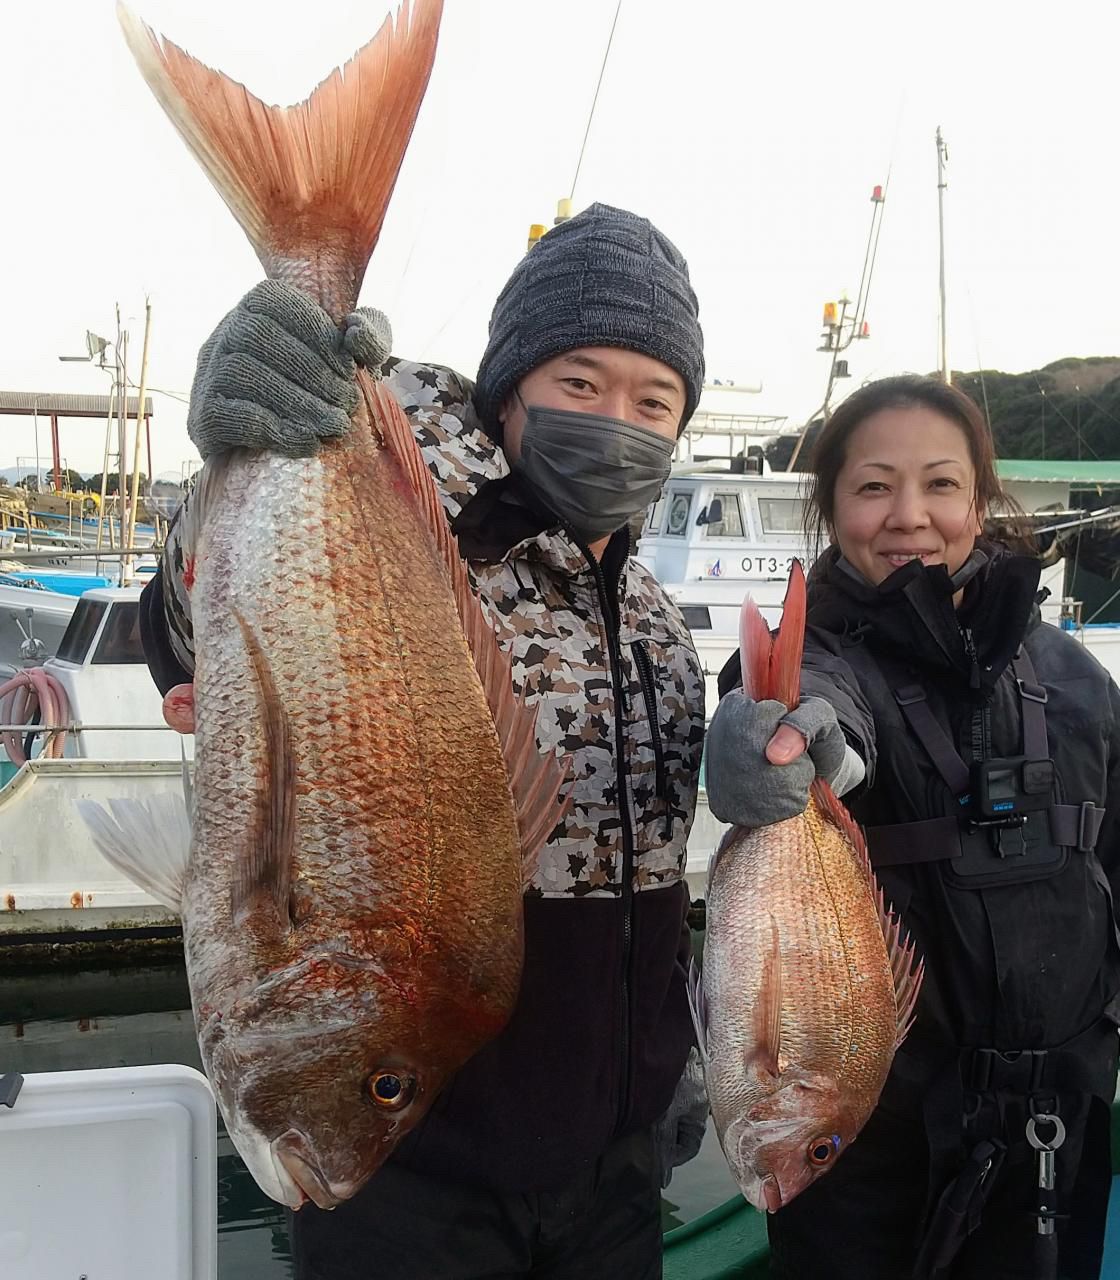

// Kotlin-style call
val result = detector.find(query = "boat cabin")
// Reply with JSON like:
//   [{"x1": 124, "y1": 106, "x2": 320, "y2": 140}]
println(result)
[{"x1": 45, "y1": 587, "x2": 187, "y2": 762}]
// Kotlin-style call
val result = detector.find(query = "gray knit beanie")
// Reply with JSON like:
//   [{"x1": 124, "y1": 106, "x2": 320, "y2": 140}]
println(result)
[{"x1": 473, "y1": 203, "x2": 705, "y2": 439}]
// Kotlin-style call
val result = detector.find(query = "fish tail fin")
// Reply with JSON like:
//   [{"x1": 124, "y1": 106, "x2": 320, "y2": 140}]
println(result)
[
  {"x1": 738, "y1": 559, "x2": 806, "y2": 707},
  {"x1": 117, "y1": 0, "x2": 443, "y2": 314},
  {"x1": 738, "y1": 599, "x2": 772, "y2": 703},
  {"x1": 77, "y1": 795, "x2": 191, "y2": 912},
  {"x1": 361, "y1": 375, "x2": 571, "y2": 874}
]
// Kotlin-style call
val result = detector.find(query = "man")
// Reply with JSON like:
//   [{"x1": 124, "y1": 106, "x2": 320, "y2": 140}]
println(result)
[{"x1": 140, "y1": 203, "x2": 708, "y2": 1278}]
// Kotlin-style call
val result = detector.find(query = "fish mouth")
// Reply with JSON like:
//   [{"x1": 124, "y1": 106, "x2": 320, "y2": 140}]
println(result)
[
  {"x1": 271, "y1": 1131, "x2": 341, "y2": 1211},
  {"x1": 739, "y1": 1172, "x2": 784, "y2": 1214},
  {"x1": 759, "y1": 1175, "x2": 783, "y2": 1213}
]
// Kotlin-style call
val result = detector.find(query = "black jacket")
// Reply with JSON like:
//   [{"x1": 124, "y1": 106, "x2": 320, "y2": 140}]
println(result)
[{"x1": 720, "y1": 547, "x2": 1120, "y2": 1061}]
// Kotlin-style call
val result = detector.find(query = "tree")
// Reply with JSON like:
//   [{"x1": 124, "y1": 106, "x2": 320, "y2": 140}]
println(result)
[{"x1": 95, "y1": 472, "x2": 149, "y2": 495}]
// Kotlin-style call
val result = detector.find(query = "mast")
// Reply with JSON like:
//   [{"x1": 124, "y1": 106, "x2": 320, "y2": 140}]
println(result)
[
  {"x1": 787, "y1": 183, "x2": 884, "y2": 471},
  {"x1": 936, "y1": 126, "x2": 950, "y2": 383}
]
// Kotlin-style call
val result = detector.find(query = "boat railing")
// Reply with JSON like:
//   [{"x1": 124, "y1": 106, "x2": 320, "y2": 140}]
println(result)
[
  {"x1": 1, "y1": 723, "x2": 177, "y2": 733},
  {"x1": 0, "y1": 546, "x2": 158, "y2": 564}
]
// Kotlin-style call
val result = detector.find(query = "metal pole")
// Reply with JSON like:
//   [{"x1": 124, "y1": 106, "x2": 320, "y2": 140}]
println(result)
[
  {"x1": 50, "y1": 413, "x2": 62, "y2": 493},
  {"x1": 95, "y1": 383, "x2": 114, "y2": 554},
  {"x1": 936, "y1": 127, "x2": 950, "y2": 384},
  {"x1": 115, "y1": 321, "x2": 129, "y2": 560},
  {"x1": 124, "y1": 299, "x2": 153, "y2": 584}
]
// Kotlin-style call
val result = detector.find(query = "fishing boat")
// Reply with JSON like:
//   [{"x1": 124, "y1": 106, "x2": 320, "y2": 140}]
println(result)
[
  {"x1": 637, "y1": 456, "x2": 1120, "y2": 897},
  {"x1": 0, "y1": 585, "x2": 186, "y2": 944}
]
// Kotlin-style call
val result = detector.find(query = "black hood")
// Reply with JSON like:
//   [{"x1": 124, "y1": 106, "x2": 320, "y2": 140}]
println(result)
[{"x1": 805, "y1": 542, "x2": 1043, "y2": 696}]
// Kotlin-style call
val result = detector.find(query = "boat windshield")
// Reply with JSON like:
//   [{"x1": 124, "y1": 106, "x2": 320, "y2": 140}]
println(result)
[
  {"x1": 93, "y1": 602, "x2": 145, "y2": 664},
  {"x1": 56, "y1": 600, "x2": 107, "y2": 664}
]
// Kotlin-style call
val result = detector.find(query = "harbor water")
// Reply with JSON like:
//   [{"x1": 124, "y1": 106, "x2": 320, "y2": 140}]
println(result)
[{"x1": 1, "y1": 954, "x2": 738, "y2": 1277}]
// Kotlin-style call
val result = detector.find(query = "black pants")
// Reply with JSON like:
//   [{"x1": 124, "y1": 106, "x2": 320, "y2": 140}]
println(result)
[
  {"x1": 286, "y1": 1129, "x2": 663, "y2": 1280},
  {"x1": 767, "y1": 1093, "x2": 1111, "y2": 1280}
]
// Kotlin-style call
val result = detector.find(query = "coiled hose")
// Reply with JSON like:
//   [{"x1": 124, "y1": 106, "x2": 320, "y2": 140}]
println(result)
[{"x1": 0, "y1": 669, "x2": 70, "y2": 766}]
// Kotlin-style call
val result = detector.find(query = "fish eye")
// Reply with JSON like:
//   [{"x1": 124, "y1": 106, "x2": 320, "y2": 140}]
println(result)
[
  {"x1": 365, "y1": 1071, "x2": 416, "y2": 1110},
  {"x1": 807, "y1": 1135, "x2": 839, "y2": 1166}
]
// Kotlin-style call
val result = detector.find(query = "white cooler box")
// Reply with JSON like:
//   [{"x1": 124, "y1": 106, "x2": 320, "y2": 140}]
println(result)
[{"x1": 0, "y1": 1064, "x2": 216, "y2": 1279}]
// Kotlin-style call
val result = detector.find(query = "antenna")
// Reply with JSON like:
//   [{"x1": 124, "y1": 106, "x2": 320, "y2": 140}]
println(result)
[{"x1": 936, "y1": 127, "x2": 950, "y2": 383}]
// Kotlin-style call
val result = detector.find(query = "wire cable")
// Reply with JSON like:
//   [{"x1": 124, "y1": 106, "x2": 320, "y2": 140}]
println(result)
[{"x1": 570, "y1": 1, "x2": 623, "y2": 203}]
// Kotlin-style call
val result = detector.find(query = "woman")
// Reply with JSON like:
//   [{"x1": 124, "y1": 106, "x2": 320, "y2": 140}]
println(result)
[{"x1": 705, "y1": 375, "x2": 1120, "y2": 1280}]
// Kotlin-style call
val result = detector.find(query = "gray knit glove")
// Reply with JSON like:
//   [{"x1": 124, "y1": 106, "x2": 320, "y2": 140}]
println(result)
[
  {"x1": 654, "y1": 1047, "x2": 709, "y2": 1189},
  {"x1": 705, "y1": 692, "x2": 848, "y2": 829},
  {"x1": 187, "y1": 280, "x2": 393, "y2": 459}
]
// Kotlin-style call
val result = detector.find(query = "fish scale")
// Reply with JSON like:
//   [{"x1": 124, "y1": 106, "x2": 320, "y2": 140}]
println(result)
[{"x1": 692, "y1": 561, "x2": 922, "y2": 1213}]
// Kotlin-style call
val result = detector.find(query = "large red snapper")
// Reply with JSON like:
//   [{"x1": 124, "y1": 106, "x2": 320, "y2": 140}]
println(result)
[
  {"x1": 81, "y1": 0, "x2": 567, "y2": 1211},
  {"x1": 690, "y1": 562, "x2": 923, "y2": 1212}
]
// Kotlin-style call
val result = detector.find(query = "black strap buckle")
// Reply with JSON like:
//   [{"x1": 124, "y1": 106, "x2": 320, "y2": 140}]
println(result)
[
  {"x1": 967, "y1": 1047, "x2": 1048, "y2": 1094},
  {"x1": 1078, "y1": 801, "x2": 1100, "y2": 853},
  {"x1": 1016, "y1": 678, "x2": 1048, "y2": 705},
  {"x1": 894, "y1": 684, "x2": 927, "y2": 708}
]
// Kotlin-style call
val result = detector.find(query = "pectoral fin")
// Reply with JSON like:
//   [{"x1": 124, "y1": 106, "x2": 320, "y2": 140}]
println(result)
[
  {"x1": 750, "y1": 916, "x2": 783, "y2": 1080},
  {"x1": 232, "y1": 611, "x2": 296, "y2": 930}
]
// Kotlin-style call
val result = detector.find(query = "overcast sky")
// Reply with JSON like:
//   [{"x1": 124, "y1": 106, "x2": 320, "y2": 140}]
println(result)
[{"x1": 3, "y1": 0, "x2": 1118, "y2": 478}]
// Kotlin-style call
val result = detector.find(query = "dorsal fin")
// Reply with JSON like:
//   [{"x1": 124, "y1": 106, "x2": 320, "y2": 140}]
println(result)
[
  {"x1": 176, "y1": 451, "x2": 232, "y2": 590},
  {"x1": 361, "y1": 373, "x2": 569, "y2": 873},
  {"x1": 811, "y1": 778, "x2": 924, "y2": 1049}
]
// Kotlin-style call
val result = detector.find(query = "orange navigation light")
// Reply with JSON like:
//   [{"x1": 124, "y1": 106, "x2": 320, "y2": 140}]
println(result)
[{"x1": 823, "y1": 301, "x2": 838, "y2": 327}]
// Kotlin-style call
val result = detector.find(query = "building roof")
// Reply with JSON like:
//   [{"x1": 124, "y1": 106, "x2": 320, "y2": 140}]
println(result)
[
  {"x1": 0, "y1": 391, "x2": 153, "y2": 419},
  {"x1": 996, "y1": 459, "x2": 1120, "y2": 488}
]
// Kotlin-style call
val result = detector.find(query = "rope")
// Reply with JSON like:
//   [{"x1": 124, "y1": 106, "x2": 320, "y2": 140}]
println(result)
[{"x1": 0, "y1": 669, "x2": 70, "y2": 766}]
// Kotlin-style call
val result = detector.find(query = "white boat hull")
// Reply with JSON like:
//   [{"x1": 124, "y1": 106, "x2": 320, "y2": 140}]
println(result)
[{"x1": 0, "y1": 758, "x2": 180, "y2": 937}]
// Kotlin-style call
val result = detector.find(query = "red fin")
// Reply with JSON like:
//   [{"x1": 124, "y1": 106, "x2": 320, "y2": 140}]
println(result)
[
  {"x1": 362, "y1": 374, "x2": 570, "y2": 873},
  {"x1": 769, "y1": 559, "x2": 805, "y2": 709},
  {"x1": 738, "y1": 599, "x2": 772, "y2": 702},
  {"x1": 811, "y1": 778, "x2": 924, "y2": 1048},
  {"x1": 118, "y1": 0, "x2": 443, "y2": 316},
  {"x1": 176, "y1": 452, "x2": 231, "y2": 578},
  {"x1": 738, "y1": 560, "x2": 805, "y2": 708},
  {"x1": 750, "y1": 915, "x2": 783, "y2": 1080},
  {"x1": 232, "y1": 611, "x2": 296, "y2": 931}
]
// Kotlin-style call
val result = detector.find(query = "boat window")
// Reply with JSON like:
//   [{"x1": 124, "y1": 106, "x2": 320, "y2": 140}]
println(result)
[
  {"x1": 758, "y1": 497, "x2": 805, "y2": 534},
  {"x1": 679, "y1": 605, "x2": 712, "y2": 630},
  {"x1": 643, "y1": 496, "x2": 667, "y2": 535},
  {"x1": 55, "y1": 600, "x2": 107, "y2": 664},
  {"x1": 705, "y1": 492, "x2": 746, "y2": 538},
  {"x1": 93, "y1": 602, "x2": 146, "y2": 665},
  {"x1": 665, "y1": 492, "x2": 692, "y2": 537}
]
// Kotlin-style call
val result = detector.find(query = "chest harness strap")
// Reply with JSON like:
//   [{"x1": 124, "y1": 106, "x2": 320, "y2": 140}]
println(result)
[{"x1": 866, "y1": 648, "x2": 1104, "y2": 870}]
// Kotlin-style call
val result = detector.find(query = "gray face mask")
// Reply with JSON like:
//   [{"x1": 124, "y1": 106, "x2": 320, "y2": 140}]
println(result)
[{"x1": 513, "y1": 405, "x2": 675, "y2": 543}]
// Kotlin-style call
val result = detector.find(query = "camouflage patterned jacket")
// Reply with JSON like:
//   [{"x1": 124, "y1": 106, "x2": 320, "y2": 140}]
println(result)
[{"x1": 139, "y1": 358, "x2": 706, "y2": 1191}]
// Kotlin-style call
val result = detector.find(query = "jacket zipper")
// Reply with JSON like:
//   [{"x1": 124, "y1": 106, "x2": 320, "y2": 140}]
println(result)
[
  {"x1": 960, "y1": 626, "x2": 992, "y2": 760},
  {"x1": 632, "y1": 639, "x2": 671, "y2": 838},
  {"x1": 568, "y1": 525, "x2": 638, "y2": 1134}
]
